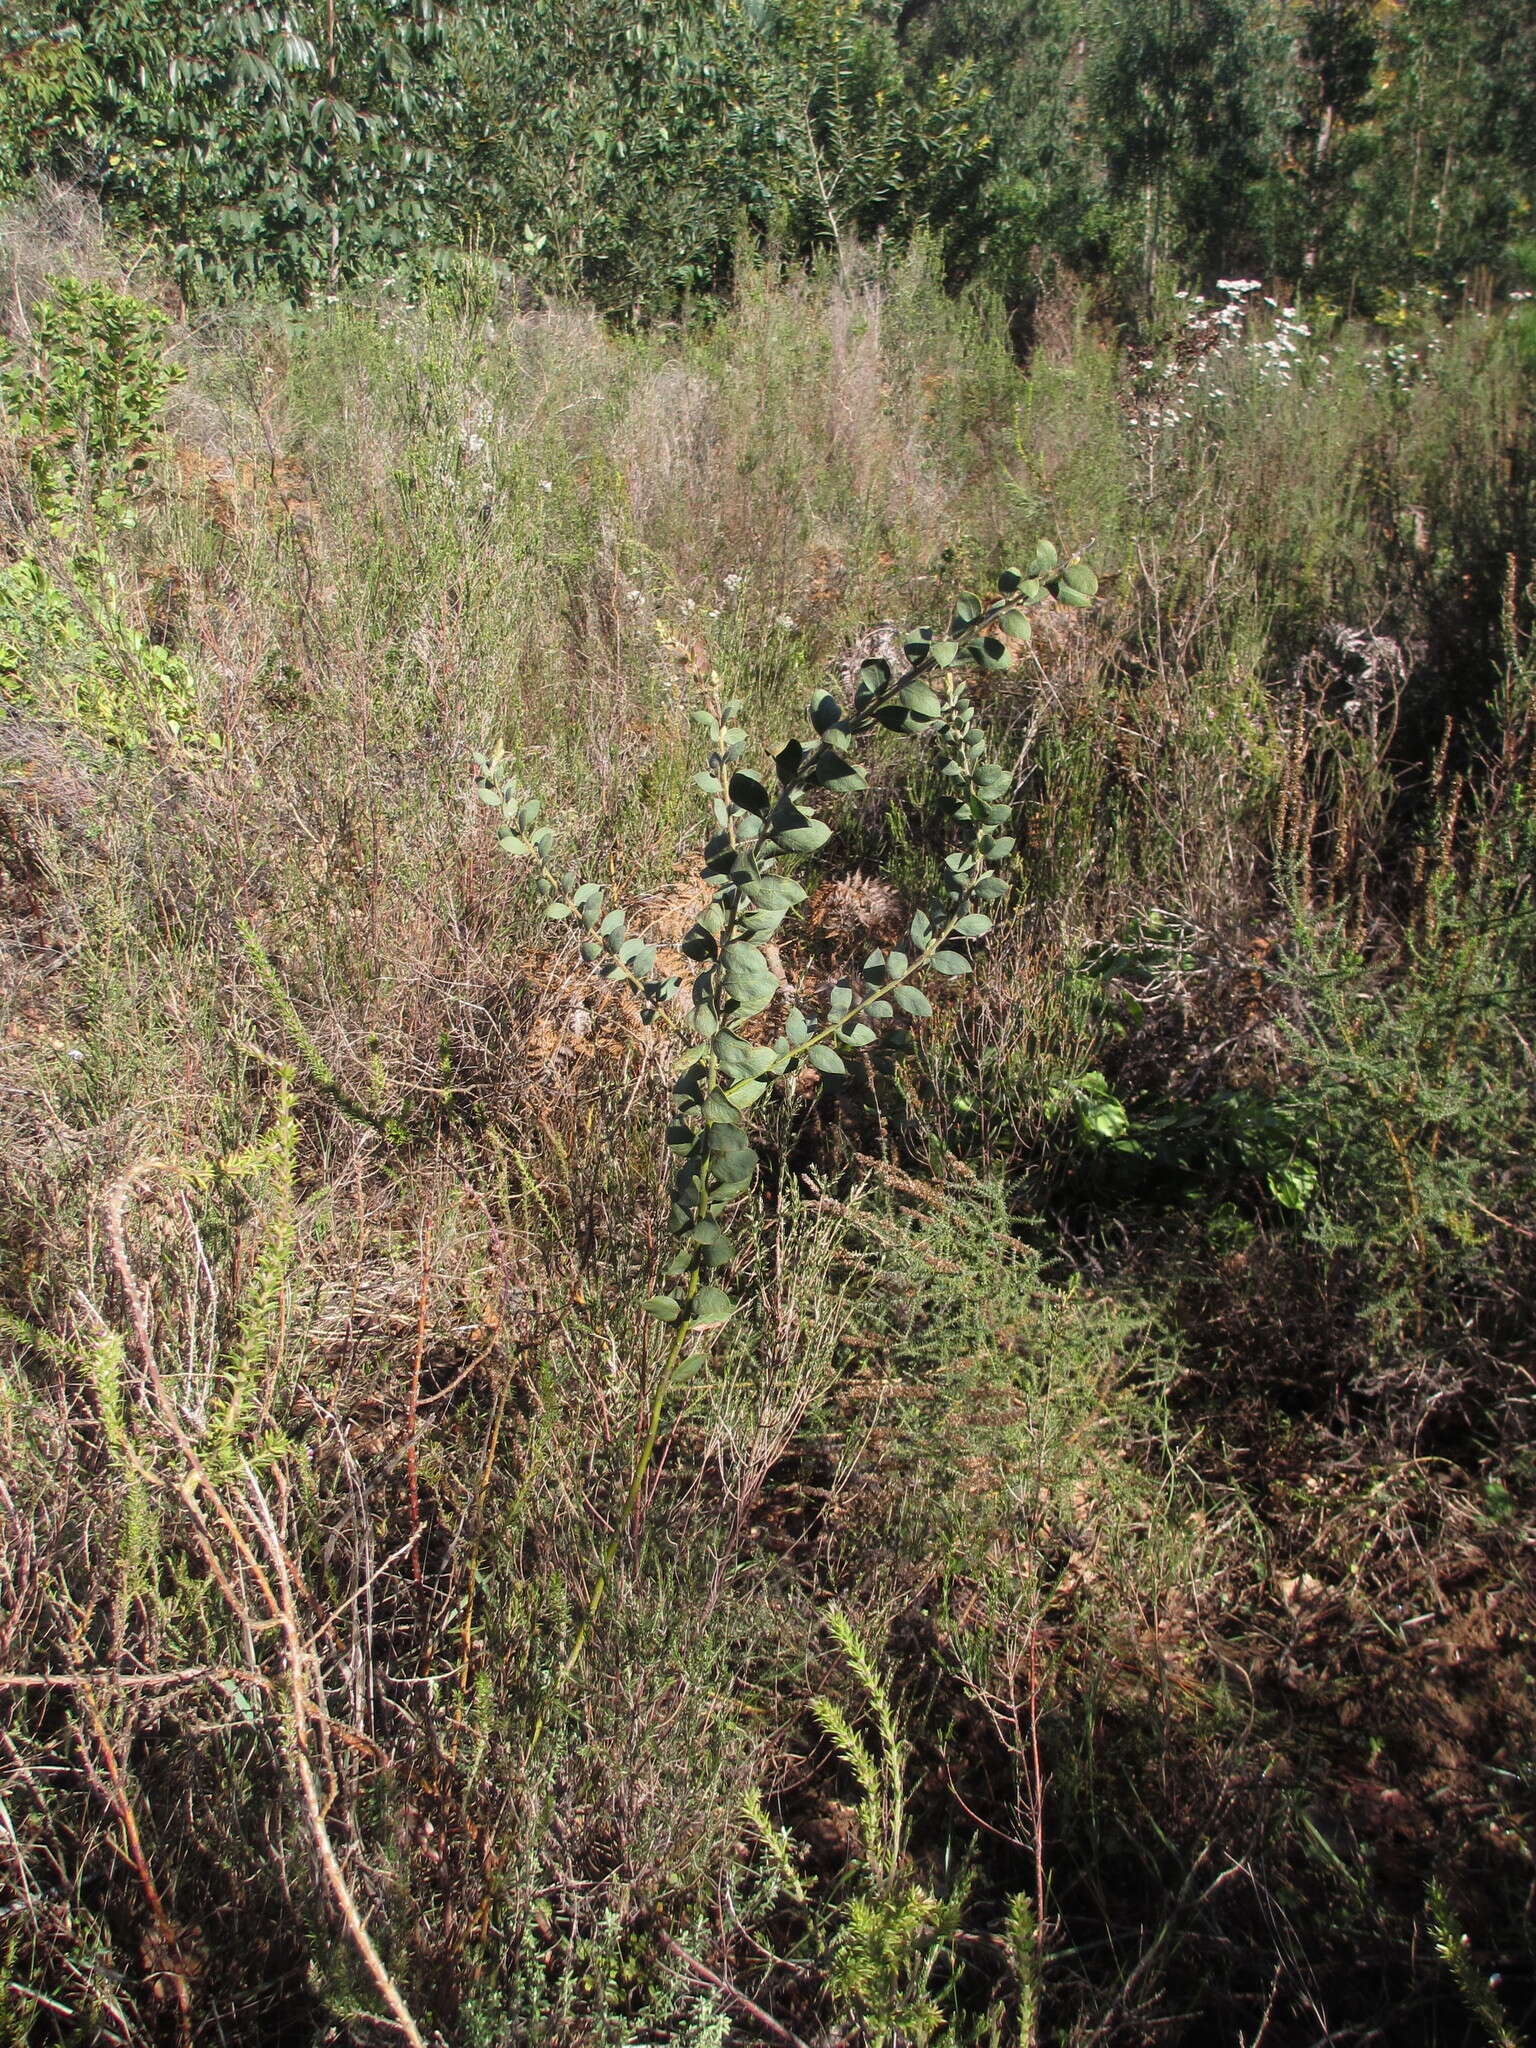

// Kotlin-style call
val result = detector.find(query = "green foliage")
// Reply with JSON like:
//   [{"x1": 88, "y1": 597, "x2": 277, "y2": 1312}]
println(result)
[
  {"x1": 215, "y1": 1073, "x2": 299, "y2": 1450},
  {"x1": 0, "y1": 274, "x2": 182, "y2": 526},
  {"x1": 0, "y1": 274, "x2": 205, "y2": 747},
  {"x1": 0, "y1": 553, "x2": 202, "y2": 746},
  {"x1": 0, "y1": 27, "x2": 96, "y2": 193},
  {"x1": 7, "y1": 0, "x2": 1536, "y2": 313},
  {"x1": 1278, "y1": 654, "x2": 1536, "y2": 1359},
  {"x1": 480, "y1": 552, "x2": 1091, "y2": 1342},
  {"x1": 2, "y1": 238, "x2": 1532, "y2": 2048},
  {"x1": 28, "y1": 0, "x2": 466, "y2": 300},
  {"x1": 5, "y1": 0, "x2": 989, "y2": 313},
  {"x1": 448, "y1": 0, "x2": 990, "y2": 312},
  {"x1": 803, "y1": 1613, "x2": 966, "y2": 2047},
  {"x1": 1084, "y1": 0, "x2": 1292, "y2": 299},
  {"x1": 480, "y1": 555, "x2": 1093, "y2": 1746},
  {"x1": 1426, "y1": 1881, "x2": 1525, "y2": 2048}
]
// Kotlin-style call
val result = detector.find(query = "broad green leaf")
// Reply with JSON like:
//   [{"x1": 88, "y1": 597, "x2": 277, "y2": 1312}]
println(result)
[
  {"x1": 642, "y1": 1294, "x2": 681, "y2": 1322},
  {"x1": 955, "y1": 914, "x2": 993, "y2": 937},
  {"x1": 892, "y1": 983, "x2": 932, "y2": 1017},
  {"x1": 811, "y1": 751, "x2": 868, "y2": 791},
  {"x1": 898, "y1": 680, "x2": 943, "y2": 718},
  {"x1": 729, "y1": 770, "x2": 770, "y2": 814},
  {"x1": 1062, "y1": 561, "x2": 1098, "y2": 598},
  {"x1": 929, "y1": 640, "x2": 960, "y2": 667},
  {"x1": 1267, "y1": 1160, "x2": 1317, "y2": 1211},
  {"x1": 690, "y1": 1285, "x2": 735, "y2": 1327},
  {"x1": 805, "y1": 1043, "x2": 847, "y2": 1076},
  {"x1": 931, "y1": 950, "x2": 971, "y2": 976},
  {"x1": 721, "y1": 941, "x2": 779, "y2": 1017},
  {"x1": 775, "y1": 811, "x2": 832, "y2": 856},
  {"x1": 746, "y1": 876, "x2": 806, "y2": 915}
]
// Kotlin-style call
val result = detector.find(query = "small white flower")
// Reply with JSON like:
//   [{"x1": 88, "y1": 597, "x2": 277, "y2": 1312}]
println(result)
[
  {"x1": 775, "y1": 613, "x2": 798, "y2": 631},
  {"x1": 538, "y1": 478, "x2": 553, "y2": 492},
  {"x1": 723, "y1": 572, "x2": 743, "y2": 591}
]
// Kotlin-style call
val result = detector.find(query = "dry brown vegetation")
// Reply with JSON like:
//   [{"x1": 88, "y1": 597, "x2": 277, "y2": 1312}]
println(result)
[{"x1": 2, "y1": 199, "x2": 1534, "y2": 2046}]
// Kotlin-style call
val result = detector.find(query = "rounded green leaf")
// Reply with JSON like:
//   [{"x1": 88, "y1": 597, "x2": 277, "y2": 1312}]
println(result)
[
  {"x1": 690, "y1": 1285, "x2": 735, "y2": 1327},
  {"x1": 729, "y1": 770, "x2": 771, "y2": 814},
  {"x1": 891, "y1": 983, "x2": 932, "y2": 1017},
  {"x1": 806, "y1": 1043, "x2": 848, "y2": 1076},
  {"x1": 642, "y1": 1294, "x2": 681, "y2": 1323},
  {"x1": 898, "y1": 681, "x2": 944, "y2": 718},
  {"x1": 722, "y1": 941, "x2": 780, "y2": 1017},
  {"x1": 777, "y1": 816, "x2": 832, "y2": 855},
  {"x1": 931, "y1": 950, "x2": 971, "y2": 976},
  {"x1": 746, "y1": 876, "x2": 806, "y2": 915}
]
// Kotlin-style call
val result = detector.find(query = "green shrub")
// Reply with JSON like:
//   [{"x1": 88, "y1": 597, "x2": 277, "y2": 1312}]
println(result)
[{"x1": 0, "y1": 274, "x2": 182, "y2": 528}]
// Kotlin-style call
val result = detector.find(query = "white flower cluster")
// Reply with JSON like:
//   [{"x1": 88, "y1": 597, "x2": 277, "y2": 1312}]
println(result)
[{"x1": 1128, "y1": 278, "x2": 1323, "y2": 444}]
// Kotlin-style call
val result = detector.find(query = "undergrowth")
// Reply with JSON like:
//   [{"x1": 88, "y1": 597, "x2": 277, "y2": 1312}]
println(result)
[{"x1": 1, "y1": 203, "x2": 1533, "y2": 2045}]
